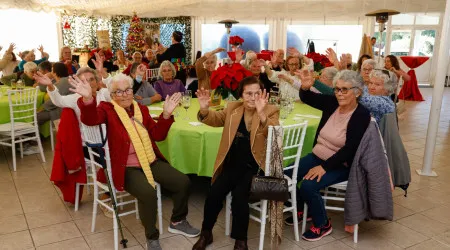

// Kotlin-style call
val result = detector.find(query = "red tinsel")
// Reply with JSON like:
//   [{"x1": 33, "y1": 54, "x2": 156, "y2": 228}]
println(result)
[
  {"x1": 229, "y1": 36, "x2": 245, "y2": 46},
  {"x1": 210, "y1": 63, "x2": 252, "y2": 98},
  {"x1": 90, "y1": 48, "x2": 113, "y2": 60}
]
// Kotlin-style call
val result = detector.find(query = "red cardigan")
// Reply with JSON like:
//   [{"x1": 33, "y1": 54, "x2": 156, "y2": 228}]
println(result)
[
  {"x1": 77, "y1": 97, "x2": 174, "y2": 191},
  {"x1": 50, "y1": 108, "x2": 87, "y2": 204}
]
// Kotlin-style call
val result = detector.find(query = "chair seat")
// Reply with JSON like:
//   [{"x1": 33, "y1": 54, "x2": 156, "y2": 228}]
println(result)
[
  {"x1": 329, "y1": 181, "x2": 348, "y2": 190},
  {"x1": 0, "y1": 122, "x2": 35, "y2": 132}
]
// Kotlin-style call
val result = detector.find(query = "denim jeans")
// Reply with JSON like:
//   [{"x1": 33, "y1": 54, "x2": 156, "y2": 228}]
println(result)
[{"x1": 284, "y1": 153, "x2": 350, "y2": 227}]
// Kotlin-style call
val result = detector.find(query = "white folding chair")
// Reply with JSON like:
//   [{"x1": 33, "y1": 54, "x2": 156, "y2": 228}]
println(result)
[
  {"x1": 225, "y1": 122, "x2": 308, "y2": 250},
  {"x1": 146, "y1": 68, "x2": 159, "y2": 81},
  {"x1": 0, "y1": 87, "x2": 45, "y2": 171},
  {"x1": 302, "y1": 181, "x2": 359, "y2": 243},
  {"x1": 49, "y1": 119, "x2": 59, "y2": 151},
  {"x1": 81, "y1": 124, "x2": 163, "y2": 250}
]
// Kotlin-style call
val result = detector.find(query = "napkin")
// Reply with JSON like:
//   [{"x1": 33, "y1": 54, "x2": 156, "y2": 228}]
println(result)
[
  {"x1": 295, "y1": 114, "x2": 320, "y2": 119},
  {"x1": 189, "y1": 122, "x2": 203, "y2": 126},
  {"x1": 148, "y1": 106, "x2": 163, "y2": 111}
]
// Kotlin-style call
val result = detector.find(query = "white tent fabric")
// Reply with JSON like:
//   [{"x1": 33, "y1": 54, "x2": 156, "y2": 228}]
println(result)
[{"x1": 0, "y1": 0, "x2": 446, "y2": 18}]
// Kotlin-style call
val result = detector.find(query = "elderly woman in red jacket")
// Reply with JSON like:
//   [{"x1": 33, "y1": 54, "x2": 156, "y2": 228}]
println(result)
[{"x1": 71, "y1": 73, "x2": 200, "y2": 250}]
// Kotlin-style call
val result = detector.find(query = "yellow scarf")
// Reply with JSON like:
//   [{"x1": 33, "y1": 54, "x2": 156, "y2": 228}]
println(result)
[{"x1": 112, "y1": 100, "x2": 156, "y2": 189}]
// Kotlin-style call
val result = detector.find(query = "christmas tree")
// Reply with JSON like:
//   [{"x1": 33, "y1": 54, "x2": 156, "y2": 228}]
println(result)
[{"x1": 126, "y1": 13, "x2": 146, "y2": 54}]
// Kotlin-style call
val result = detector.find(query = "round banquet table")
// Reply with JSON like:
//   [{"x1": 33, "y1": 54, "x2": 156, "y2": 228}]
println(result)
[
  {"x1": 149, "y1": 101, "x2": 322, "y2": 177},
  {"x1": 0, "y1": 87, "x2": 50, "y2": 137}
]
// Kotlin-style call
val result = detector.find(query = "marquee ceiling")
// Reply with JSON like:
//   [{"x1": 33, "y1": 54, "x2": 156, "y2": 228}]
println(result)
[{"x1": 1, "y1": 0, "x2": 446, "y2": 19}]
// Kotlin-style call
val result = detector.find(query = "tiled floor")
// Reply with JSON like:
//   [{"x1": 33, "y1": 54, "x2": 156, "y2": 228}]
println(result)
[{"x1": 1, "y1": 88, "x2": 450, "y2": 249}]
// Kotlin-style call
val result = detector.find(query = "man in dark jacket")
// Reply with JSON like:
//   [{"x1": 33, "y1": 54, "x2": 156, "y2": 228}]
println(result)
[{"x1": 156, "y1": 31, "x2": 187, "y2": 85}]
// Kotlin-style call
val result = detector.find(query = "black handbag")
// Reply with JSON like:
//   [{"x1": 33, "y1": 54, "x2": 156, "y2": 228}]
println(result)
[{"x1": 250, "y1": 174, "x2": 289, "y2": 202}]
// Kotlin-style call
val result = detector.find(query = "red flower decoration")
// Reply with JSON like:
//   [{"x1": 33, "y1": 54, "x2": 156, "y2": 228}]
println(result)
[
  {"x1": 90, "y1": 48, "x2": 113, "y2": 61},
  {"x1": 229, "y1": 36, "x2": 245, "y2": 46},
  {"x1": 210, "y1": 63, "x2": 252, "y2": 99},
  {"x1": 305, "y1": 52, "x2": 332, "y2": 72}
]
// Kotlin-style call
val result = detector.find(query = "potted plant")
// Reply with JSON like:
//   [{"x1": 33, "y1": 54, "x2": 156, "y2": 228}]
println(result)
[{"x1": 210, "y1": 62, "x2": 252, "y2": 105}]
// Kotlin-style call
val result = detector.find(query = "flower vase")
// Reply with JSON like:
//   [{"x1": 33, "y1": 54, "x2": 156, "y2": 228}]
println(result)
[
  {"x1": 210, "y1": 89, "x2": 222, "y2": 106},
  {"x1": 223, "y1": 92, "x2": 237, "y2": 108}
]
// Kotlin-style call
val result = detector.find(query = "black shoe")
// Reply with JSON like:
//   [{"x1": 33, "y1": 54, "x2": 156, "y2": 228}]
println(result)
[
  {"x1": 192, "y1": 230, "x2": 213, "y2": 250},
  {"x1": 302, "y1": 220, "x2": 333, "y2": 242},
  {"x1": 285, "y1": 211, "x2": 312, "y2": 226},
  {"x1": 233, "y1": 240, "x2": 248, "y2": 250}
]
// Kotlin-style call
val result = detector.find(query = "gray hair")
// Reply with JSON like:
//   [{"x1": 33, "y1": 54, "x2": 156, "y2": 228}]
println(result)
[
  {"x1": 321, "y1": 67, "x2": 338, "y2": 80},
  {"x1": 362, "y1": 59, "x2": 377, "y2": 69},
  {"x1": 76, "y1": 66, "x2": 101, "y2": 83},
  {"x1": 333, "y1": 70, "x2": 364, "y2": 95},
  {"x1": 23, "y1": 62, "x2": 37, "y2": 73},
  {"x1": 369, "y1": 69, "x2": 398, "y2": 95},
  {"x1": 158, "y1": 60, "x2": 176, "y2": 78},
  {"x1": 108, "y1": 73, "x2": 133, "y2": 93},
  {"x1": 203, "y1": 54, "x2": 218, "y2": 68}
]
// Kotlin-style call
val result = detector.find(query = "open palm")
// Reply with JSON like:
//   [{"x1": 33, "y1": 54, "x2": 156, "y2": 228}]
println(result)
[
  {"x1": 164, "y1": 92, "x2": 182, "y2": 115},
  {"x1": 196, "y1": 88, "x2": 210, "y2": 110},
  {"x1": 68, "y1": 76, "x2": 92, "y2": 99},
  {"x1": 255, "y1": 89, "x2": 269, "y2": 113},
  {"x1": 33, "y1": 72, "x2": 52, "y2": 86}
]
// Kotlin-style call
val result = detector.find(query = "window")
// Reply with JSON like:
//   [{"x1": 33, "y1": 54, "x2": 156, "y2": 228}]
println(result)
[
  {"x1": 390, "y1": 30, "x2": 412, "y2": 56},
  {"x1": 415, "y1": 13, "x2": 440, "y2": 25},
  {"x1": 287, "y1": 25, "x2": 362, "y2": 61},
  {"x1": 0, "y1": 9, "x2": 59, "y2": 62},
  {"x1": 391, "y1": 14, "x2": 415, "y2": 25},
  {"x1": 412, "y1": 30, "x2": 436, "y2": 56},
  {"x1": 160, "y1": 24, "x2": 186, "y2": 47},
  {"x1": 201, "y1": 24, "x2": 269, "y2": 59}
]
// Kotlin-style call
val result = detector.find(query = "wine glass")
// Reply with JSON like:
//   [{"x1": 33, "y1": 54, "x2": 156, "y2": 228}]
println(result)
[{"x1": 182, "y1": 90, "x2": 192, "y2": 120}]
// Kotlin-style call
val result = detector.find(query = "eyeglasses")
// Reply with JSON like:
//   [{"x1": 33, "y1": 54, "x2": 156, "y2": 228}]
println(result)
[
  {"x1": 288, "y1": 63, "x2": 299, "y2": 67},
  {"x1": 333, "y1": 87, "x2": 357, "y2": 94},
  {"x1": 362, "y1": 67, "x2": 373, "y2": 72},
  {"x1": 113, "y1": 88, "x2": 133, "y2": 96},
  {"x1": 243, "y1": 91, "x2": 261, "y2": 97}
]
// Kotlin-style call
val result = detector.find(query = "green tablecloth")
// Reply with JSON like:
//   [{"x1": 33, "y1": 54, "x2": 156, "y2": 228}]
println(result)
[
  {"x1": 149, "y1": 101, "x2": 322, "y2": 177},
  {"x1": 0, "y1": 87, "x2": 50, "y2": 137}
]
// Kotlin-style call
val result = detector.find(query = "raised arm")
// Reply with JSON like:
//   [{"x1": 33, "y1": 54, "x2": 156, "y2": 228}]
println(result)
[
  {"x1": 297, "y1": 69, "x2": 338, "y2": 111},
  {"x1": 196, "y1": 88, "x2": 227, "y2": 127}
]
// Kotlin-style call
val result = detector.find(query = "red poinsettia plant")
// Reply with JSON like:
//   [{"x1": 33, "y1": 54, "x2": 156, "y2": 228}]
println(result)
[
  {"x1": 229, "y1": 36, "x2": 245, "y2": 46},
  {"x1": 89, "y1": 48, "x2": 113, "y2": 61},
  {"x1": 305, "y1": 52, "x2": 333, "y2": 72},
  {"x1": 210, "y1": 63, "x2": 252, "y2": 99}
]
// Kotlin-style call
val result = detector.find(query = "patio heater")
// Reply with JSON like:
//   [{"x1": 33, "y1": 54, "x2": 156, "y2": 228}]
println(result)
[
  {"x1": 365, "y1": 9, "x2": 400, "y2": 63},
  {"x1": 218, "y1": 19, "x2": 239, "y2": 52}
]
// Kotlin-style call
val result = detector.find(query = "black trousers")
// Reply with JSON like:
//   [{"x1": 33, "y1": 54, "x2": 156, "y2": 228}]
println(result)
[{"x1": 201, "y1": 164, "x2": 258, "y2": 240}]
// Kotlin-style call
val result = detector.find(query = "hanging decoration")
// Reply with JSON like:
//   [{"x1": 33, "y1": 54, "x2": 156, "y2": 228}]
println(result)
[
  {"x1": 63, "y1": 21, "x2": 71, "y2": 29},
  {"x1": 126, "y1": 13, "x2": 146, "y2": 54}
]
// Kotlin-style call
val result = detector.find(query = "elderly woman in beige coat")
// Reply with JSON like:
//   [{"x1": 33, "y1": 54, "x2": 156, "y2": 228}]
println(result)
[
  {"x1": 195, "y1": 47, "x2": 225, "y2": 89},
  {"x1": 192, "y1": 76, "x2": 279, "y2": 250}
]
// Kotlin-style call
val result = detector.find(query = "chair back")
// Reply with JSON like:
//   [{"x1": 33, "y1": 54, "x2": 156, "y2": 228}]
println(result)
[
  {"x1": 7, "y1": 87, "x2": 39, "y2": 132},
  {"x1": 146, "y1": 68, "x2": 159, "y2": 81},
  {"x1": 266, "y1": 122, "x2": 308, "y2": 182},
  {"x1": 81, "y1": 124, "x2": 118, "y2": 198}
]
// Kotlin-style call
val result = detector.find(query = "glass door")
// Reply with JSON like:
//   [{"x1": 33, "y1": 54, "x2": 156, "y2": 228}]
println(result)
[{"x1": 390, "y1": 29, "x2": 412, "y2": 56}]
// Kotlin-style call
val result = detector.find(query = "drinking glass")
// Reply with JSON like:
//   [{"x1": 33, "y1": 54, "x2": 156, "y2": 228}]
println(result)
[
  {"x1": 11, "y1": 80, "x2": 17, "y2": 90},
  {"x1": 280, "y1": 100, "x2": 289, "y2": 119},
  {"x1": 182, "y1": 90, "x2": 192, "y2": 120},
  {"x1": 17, "y1": 80, "x2": 24, "y2": 90}
]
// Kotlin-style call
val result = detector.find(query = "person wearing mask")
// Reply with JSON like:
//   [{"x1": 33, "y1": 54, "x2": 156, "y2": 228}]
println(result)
[
  {"x1": 156, "y1": 31, "x2": 187, "y2": 85},
  {"x1": 130, "y1": 63, "x2": 162, "y2": 105}
]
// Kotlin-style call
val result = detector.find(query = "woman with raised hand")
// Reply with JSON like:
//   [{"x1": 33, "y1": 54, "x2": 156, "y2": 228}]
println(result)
[{"x1": 193, "y1": 76, "x2": 279, "y2": 250}]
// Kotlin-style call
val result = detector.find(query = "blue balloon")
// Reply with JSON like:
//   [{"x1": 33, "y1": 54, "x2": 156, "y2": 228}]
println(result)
[
  {"x1": 287, "y1": 31, "x2": 303, "y2": 53},
  {"x1": 218, "y1": 26, "x2": 263, "y2": 58}
]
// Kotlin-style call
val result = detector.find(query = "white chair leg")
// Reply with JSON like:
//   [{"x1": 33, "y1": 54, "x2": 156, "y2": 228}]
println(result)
[
  {"x1": 119, "y1": 196, "x2": 124, "y2": 211},
  {"x1": 135, "y1": 199, "x2": 140, "y2": 220},
  {"x1": 301, "y1": 203, "x2": 308, "y2": 234},
  {"x1": 91, "y1": 185, "x2": 99, "y2": 232},
  {"x1": 19, "y1": 139, "x2": 23, "y2": 159},
  {"x1": 156, "y1": 183, "x2": 163, "y2": 235},
  {"x1": 259, "y1": 200, "x2": 268, "y2": 250},
  {"x1": 291, "y1": 190, "x2": 300, "y2": 241},
  {"x1": 75, "y1": 183, "x2": 80, "y2": 211},
  {"x1": 50, "y1": 121, "x2": 54, "y2": 151},
  {"x1": 113, "y1": 211, "x2": 119, "y2": 250},
  {"x1": 225, "y1": 193, "x2": 231, "y2": 236},
  {"x1": 354, "y1": 224, "x2": 358, "y2": 243},
  {"x1": 36, "y1": 134, "x2": 46, "y2": 163},
  {"x1": 11, "y1": 141, "x2": 17, "y2": 172}
]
